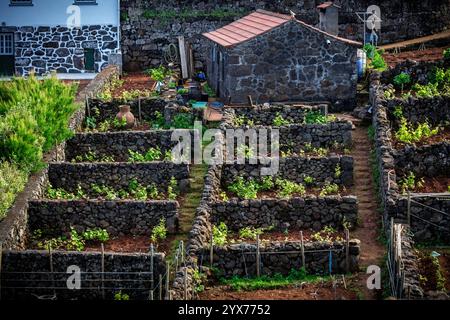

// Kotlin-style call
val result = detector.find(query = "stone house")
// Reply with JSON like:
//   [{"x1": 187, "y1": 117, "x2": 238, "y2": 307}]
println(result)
[
  {"x1": 203, "y1": 9, "x2": 361, "y2": 108},
  {"x1": 0, "y1": 0, "x2": 120, "y2": 76}
]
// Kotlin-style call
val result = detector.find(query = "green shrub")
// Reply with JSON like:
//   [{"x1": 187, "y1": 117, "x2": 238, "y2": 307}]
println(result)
[
  {"x1": 82, "y1": 228, "x2": 110, "y2": 242},
  {"x1": 212, "y1": 222, "x2": 228, "y2": 246},
  {"x1": 363, "y1": 44, "x2": 387, "y2": 71},
  {"x1": 275, "y1": 178, "x2": 306, "y2": 198},
  {"x1": 444, "y1": 48, "x2": 450, "y2": 60},
  {"x1": 228, "y1": 177, "x2": 259, "y2": 199},
  {"x1": 273, "y1": 112, "x2": 292, "y2": 126},
  {"x1": 0, "y1": 161, "x2": 28, "y2": 219},
  {"x1": 239, "y1": 227, "x2": 265, "y2": 240},
  {"x1": 0, "y1": 74, "x2": 77, "y2": 172},
  {"x1": 394, "y1": 73, "x2": 411, "y2": 93}
]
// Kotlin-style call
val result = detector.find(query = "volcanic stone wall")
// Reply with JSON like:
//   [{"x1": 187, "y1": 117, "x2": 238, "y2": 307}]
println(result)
[
  {"x1": 1, "y1": 250, "x2": 166, "y2": 300},
  {"x1": 200, "y1": 240, "x2": 360, "y2": 277},
  {"x1": 47, "y1": 162, "x2": 190, "y2": 194},
  {"x1": 28, "y1": 199, "x2": 179, "y2": 237},
  {"x1": 211, "y1": 196, "x2": 358, "y2": 231},
  {"x1": 120, "y1": 0, "x2": 450, "y2": 71},
  {"x1": 0, "y1": 25, "x2": 118, "y2": 76}
]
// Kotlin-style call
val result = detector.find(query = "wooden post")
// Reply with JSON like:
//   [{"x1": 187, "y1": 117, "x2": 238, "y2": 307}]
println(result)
[
  {"x1": 345, "y1": 229, "x2": 350, "y2": 273},
  {"x1": 184, "y1": 268, "x2": 188, "y2": 300},
  {"x1": 210, "y1": 233, "x2": 214, "y2": 267},
  {"x1": 138, "y1": 97, "x2": 142, "y2": 124},
  {"x1": 247, "y1": 95, "x2": 253, "y2": 107},
  {"x1": 0, "y1": 241, "x2": 2, "y2": 301},
  {"x1": 101, "y1": 244, "x2": 105, "y2": 300},
  {"x1": 407, "y1": 191, "x2": 411, "y2": 225},
  {"x1": 159, "y1": 274, "x2": 163, "y2": 300},
  {"x1": 165, "y1": 262, "x2": 170, "y2": 300},
  {"x1": 49, "y1": 247, "x2": 56, "y2": 297},
  {"x1": 149, "y1": 244, "x2": 154, "y2": 301},
  {"x1": 86, "y1": 95, "x2": 91, "y2": 118},
  {"x1": 180, "y1": 241, "x2": 185, "y2": 266},
  {"x1": 256, "y1": 234, "x2": 261, "y2": 278},
  {"x1": 300, "y1": 231, "x2": 305, "y2": 270}
]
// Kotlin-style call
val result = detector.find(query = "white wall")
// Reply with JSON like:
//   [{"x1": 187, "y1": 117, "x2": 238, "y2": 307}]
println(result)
[{"x1": 0, "y1": 0, "x2": 119, "y2": 26}]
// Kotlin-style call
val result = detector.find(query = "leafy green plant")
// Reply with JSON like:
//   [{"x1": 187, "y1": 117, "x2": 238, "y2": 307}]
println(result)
[
  {"x1": 273, "y1": 113, "x2": 292, "y2": 126},
  {"x1": 212, "y1": 222, "x2": 228, "y2": 246},
  {"x1": 147, "y1": 66, "x2": 170, "y2": 82},
  {"x1": 239, "y1": 227, "x2": 265, "y2": 240},
  {"x1": 311, "y1": 226, "x2": 343, "y2": 243},
  {"x1": 275, "y1": 178, "x2": 306, "y2": 198},
  {"x1": 228, "y1": 177, "x2": 259, "y2": 199},
  {"x1": 172, "y1": 113, "x2": 193, "y2": 129},
  {"x1": 335, "y1": 164, "x2": 342, "y2": 178},
  {"x1": 444, "y1": 48, "x2": 450, "y2": 60},
  {"x1": 114, "y1": 291, "x2": 130, "y2": 301},
  {"x1": 148, "y1": 183, "x2": 160, "y2": 199},
  {"x1": 393, "y1": 105, "x2": 403, "y2": 119},
  {"x1": 203, "y1": 83, "x2": 216, "y2": 98},
  {"x1": 383, "y1": 88, "x2": 396, "y2": 100},
  {"x1": 167, "y1": 176, "x2": 178, "y2": 200},
  {"x1": 0, "y1": 161, "x2": 27, "y2": 219},
  {"x1": 66, "y1": 227, "x2": 86, "y2": 252},
  {"x1": 395, "y1": 118, "x2": 439, "y2": 144},
  {"x1": 220, "y1": 191, "x2": 229, "y2": 202},
  {"x1": 394, "y1": 73, "x2": 411, "y2": 94},
  {"x1": 128, "y1": 179, "x2": 148, "y2": 200},
  {"x1": 260, "y1": 176, "x2": 274, "y2": 191},
  {"x1": 233, "y1": 115, "x2": 253, "y2": 127},
  {"x1": 319, "y1": 182, "x2": 340, "y2": 196},
  {"x1": 151, "y1": 218, "x2": 167, "y2": 244},
  {"x1": 113, "y1": 116, "x2": 128, "y2": 129},
  {"x1": 177, "y1": 88, "x2": 189, "y2": 95},
  {"x1": 304, "y1": 110, "x2": 335, "y2": 124},
  {"x1": 303, "y1": 176, "x2": 314, "y2": 185},
  {"x1": 399, "y1": 172, "x2": 424, "y2": 194},
  {"x1": 82, "y1": 228, "x2": 109, "y2": 242},
  {"x1": 192, "y1": 269, "x2": 206, "y2": 293},
  {"x1": 364, "y1": 44, "x2": 387, "y2": 71},
  {"x1": 46, "y1": 184, "x2": 76, "y2": 200}
]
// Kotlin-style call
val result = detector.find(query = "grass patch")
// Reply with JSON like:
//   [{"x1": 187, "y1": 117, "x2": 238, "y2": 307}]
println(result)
[{"x1": 221, "y1": 268, "x2": 331, "y2": 291}]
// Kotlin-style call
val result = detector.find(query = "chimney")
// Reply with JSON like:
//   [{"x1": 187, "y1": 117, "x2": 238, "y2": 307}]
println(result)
[{"x1": 317, "y1": 1, "x2": 340, "y2": 36}]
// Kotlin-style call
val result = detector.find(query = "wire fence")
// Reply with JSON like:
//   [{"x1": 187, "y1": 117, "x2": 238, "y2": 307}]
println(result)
[{"x1": 0, "y1": 241, "x2": 187, "y2": 301}]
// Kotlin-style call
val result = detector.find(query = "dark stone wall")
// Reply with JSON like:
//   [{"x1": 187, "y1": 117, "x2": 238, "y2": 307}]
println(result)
[
  {"x1": 1, "y1": 250, "x2": 166, "y2": 300},
  {"x1": 222, "y1": 104, "x2": 324, "y2": 126},
  {"x1": 66, "y1": 130, "x2": 191, "y2": 162},
  {"x1": 393, "y1": 142, "x2": 450, "y2": 178},
  {"x1": 28, "y1": 199, "x2": 179, "y2": 237},
  {"x1": 0, "y1": 25, "x2": 119, "y2": 76},
  {"x1": 221, "y1": 155, "x2": 354, "y2": 187},
  {"x1": 371, "y1": 71, "x2": 450, "y2": 244},
  {"x1": 211, "y1": 196, "x2": 358, "y2": 231},
  {"x1": 199, "y1": 240, "x2": 360, "y2": 277},
  {"x1": 47, "y1": 162, "x2": 190, "y2": 194},
  {"x1": 120, "y1": 0, "x2": 450, "y2": 72},
  {"x1": 211, "y1": 20, "x2": 358, "y2": 106}
]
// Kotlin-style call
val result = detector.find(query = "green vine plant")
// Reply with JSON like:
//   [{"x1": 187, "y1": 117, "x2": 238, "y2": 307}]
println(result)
[
  {"x1": 273, "y1": 112, "x2": 293, "y2": 126},
  {"x1": 319, "y1": 182, "x2": 341, "y2": 197},
  {"x1": 150, "y1": 218, "x2": 167, "y2": 245},
  {"x1": 399, "y1": 171, "x2": 424, "y2": 194},
  {"x1": 212, "y1": 222, "x2": 228, "y2": 246},
  {"x1": 233, "y1": 115, "x2": 254, "y2": 127},
  {"x1": 311, "y1": 226, "x2": 343, "y2": 243},
  {"x1": 114, "y1": 291, "x2": 130, "y2": 301},
  {"x1": 304, "y1": 110, "x2": 336, "y2": 124},
  {"x1": 167, "y1": 176, "x2": 178, "y2": 200},
  {"x1": 395, "y1": 118, "x2": 440, "y2": 144}
]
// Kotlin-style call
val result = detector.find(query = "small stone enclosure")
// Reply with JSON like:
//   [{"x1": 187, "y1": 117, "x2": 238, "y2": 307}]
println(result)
[{"x1": 204, "y1": 10, "x2": 360, "y2": 108}]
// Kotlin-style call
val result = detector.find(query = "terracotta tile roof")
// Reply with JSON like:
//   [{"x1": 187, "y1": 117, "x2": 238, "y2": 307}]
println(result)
[
  {"x1": 203, "y1": 9, "x2": 361, "y2": 48},
  {"x1": 317, "y1": 1, "x2": 341, "y2": 9},
  {"x1": 203, "y1": 9, "x2": 292, "y2": 47}
]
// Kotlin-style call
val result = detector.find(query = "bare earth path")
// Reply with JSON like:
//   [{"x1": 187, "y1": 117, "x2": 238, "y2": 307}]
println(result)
[{"x1": 349, "y1": 122, "x2": 386, "y2": 299}]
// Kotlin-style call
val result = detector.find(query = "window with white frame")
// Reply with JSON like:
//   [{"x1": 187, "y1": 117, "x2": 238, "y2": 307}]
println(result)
[
  {"x1": 10, "y1": 0, "x2": 33, "y2": 6},
  {"x1": 0, "y1": 34, "x2": 14, "y2": 56}
]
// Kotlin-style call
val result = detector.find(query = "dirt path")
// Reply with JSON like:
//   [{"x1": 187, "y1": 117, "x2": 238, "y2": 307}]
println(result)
[
  {"x1": 166, "y1": 164, "x2": 206, "y2": 263},
  {"x1": 349, "y1": 123, "x2": 386, "y2": 299}
]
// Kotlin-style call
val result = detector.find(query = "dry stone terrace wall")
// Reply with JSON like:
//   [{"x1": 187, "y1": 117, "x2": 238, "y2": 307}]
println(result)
[
  {"x1": 371, "y1": 71, "x2": 450, "y2": 243},
  {"x1": 198, "y1": 240, "x2": 360, "y2": 278},
  {"x1": 65, "y1": 130, "x2": 194, "y2": 162},
  {"x1": 120, "y1": 0, "x2": 450, "y2": 71},
  {"x1": 211, "y1": 196, "x2": 358, "y2": 232},
  {"x1": 0, "y1": 66, "x2": 119, "y2": 250},
  {"x1": 221, "y1": 156, "x2": 354, "y2": 187},
  {"x1": 28, "y1": 200, "x2": 179, "y2": 237},
  {"x1": 393, "y1": 142, "x2": 450, "y2": 178},
  {"x1": 47, "y1": 162, "x2": 190, "y2": 194},
  {"x1": 1, "y1": 250, "x2": 166, "y2": 300},
  {"x1": 221, "y1": 104, "x2": 324, "y2": 126},
  {"x1": 386, "y1": 97, "x2": 450, "y2": 127}
]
